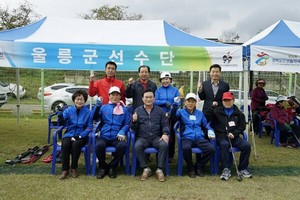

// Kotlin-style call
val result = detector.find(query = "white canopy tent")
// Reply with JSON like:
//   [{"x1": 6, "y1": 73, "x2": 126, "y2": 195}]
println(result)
[{"x1": 0, "y1": 17, "x2": 243, "y2": 124}]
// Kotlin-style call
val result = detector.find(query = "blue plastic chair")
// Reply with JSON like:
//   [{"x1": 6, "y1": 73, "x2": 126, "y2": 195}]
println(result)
[
  {"x1": 213, "y1": 132, "x2": 248, "y2": 175},
  {"x1": 47, "y1": 112, "x2": 61, "y2": 144},
  {"x1": 173, "y1": 121, "x2": 216, "y2": 176},
  {"x1": 50, "y1": 126, "x2": 91, "y2": 175},
  {"x1": 131, "y1": 131, "x2": 169, "y2": 176},
  {"x1": 90, "y1": 121, "x2": 131, "y2": 176}
]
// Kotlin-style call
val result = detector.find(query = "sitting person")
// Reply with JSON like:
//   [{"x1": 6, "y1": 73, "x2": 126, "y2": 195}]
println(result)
[
  {"x1": 94, "y1": 86, "x2": 130, "y2": 179},
  {"x1": 270, "y1": 95, "x2": 300, "y2": 148},
  {"x1": 212, "y1": 92, "x2": 252, "y2": 181},
  {"x1": 57, "y1": 89, "x2": 93, "y2": 180},
  {"x1": 171, "y1": 93, "x2": 215, "y2": 178},
  {"x1": 131, "y1": 89, "x2": 169, "y2": 182}
]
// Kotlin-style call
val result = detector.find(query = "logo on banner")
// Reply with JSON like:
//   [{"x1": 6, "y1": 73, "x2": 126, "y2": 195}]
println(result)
[
  {"x1": 222, "y1": 52, "x2": 232, "y2": 63},
  {"x1": 255, "y1": 52, "x2": 269, "y2": 66}
]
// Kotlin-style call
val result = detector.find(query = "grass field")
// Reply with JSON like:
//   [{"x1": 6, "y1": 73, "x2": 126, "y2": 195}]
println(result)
[{"x1": 0, "y1": 116, "x2": 300, "y2": 200}]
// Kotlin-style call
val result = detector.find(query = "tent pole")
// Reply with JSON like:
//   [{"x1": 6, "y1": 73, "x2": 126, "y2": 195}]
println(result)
[
  {"x1": 288, "y1": 73, "x2": 293, "y2": 95},
  {"x1": 16, "y1": 68, "x2": 20, "y2": 126},
  {"x1": 41, "y1": 69, "x2": 45, "y2": 116},
  {"x1": 294, "y1": 73, "x2": 297, "y2": 95},
  {"x1": 190, "y1": 71, "x2": 193, "y2": 93}
]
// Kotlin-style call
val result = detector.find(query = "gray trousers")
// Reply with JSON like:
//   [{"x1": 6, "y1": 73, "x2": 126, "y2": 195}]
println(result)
[{"x1": 134, "y1": 136, "x2": 168, "y2": 169}]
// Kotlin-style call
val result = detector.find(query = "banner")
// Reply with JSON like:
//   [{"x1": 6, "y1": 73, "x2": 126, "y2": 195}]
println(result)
[
  {"x1": 0, "y1": 41, "x2": 242, "y2": 71},
  {"x1": 250, "y1": 45, "x2": 300, "y2": 72}
]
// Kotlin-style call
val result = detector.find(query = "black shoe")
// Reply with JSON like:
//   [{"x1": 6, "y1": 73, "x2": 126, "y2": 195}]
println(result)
[
  {"x1": 188, "y1": 170, "x2": 196, "y2": 178},
  {"x1": 108, "y1": 168, "x2": 117, "y2": 178},
  {"x1": 97, "y1": 169, "x2": 106, "y2": 179},
  {"x1": 195, "y1": 168, "x2": 205, "y2": 177}
]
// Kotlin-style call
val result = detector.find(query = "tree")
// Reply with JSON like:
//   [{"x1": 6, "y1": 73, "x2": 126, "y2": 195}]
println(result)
[
  {"x1": 220, "y1": 31, "x2": 240, "y2": 43},
  {"x1": 79, "y1": 5, "x2": 143, "y2": 20},
  {"x1": 0, "y1": 0, "x2": 40, "y2": 30}
]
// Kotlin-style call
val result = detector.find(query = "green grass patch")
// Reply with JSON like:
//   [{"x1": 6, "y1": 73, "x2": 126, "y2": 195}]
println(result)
[{"x1": 0, "y1": 117, "x2": 300, "y2": 199}]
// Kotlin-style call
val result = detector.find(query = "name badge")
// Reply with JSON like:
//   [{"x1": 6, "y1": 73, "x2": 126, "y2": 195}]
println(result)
[
  {"x1": 190, "y1": 115, "x2": 196, "y2": 120},
  {"x1": 228, "y1": 121, "x2": 236, "y2": 127}
]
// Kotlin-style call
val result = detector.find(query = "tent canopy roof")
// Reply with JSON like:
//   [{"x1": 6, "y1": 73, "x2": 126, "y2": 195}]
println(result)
[
  {"x1": 0, "y1": 17, "x2": 227, "y2": 47},
  {"x1": 243, "y1": 19, "x2": 300, "y2": 47}
]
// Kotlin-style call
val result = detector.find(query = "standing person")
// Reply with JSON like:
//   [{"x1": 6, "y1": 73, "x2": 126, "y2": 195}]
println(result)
[
  {"x1": 125, "y1": 65, "x2": 157, "y2": 110},
  {"x1": 88, "y1": 61, "x2": 125, "y2": 105},
  {"x1": 250, "y1": 79, "x2": 269, "y2": 134},
  {"x1": 270, "y1": 95, "x2": 300, "y2": 148},
  {"x1": 155, "y1": 72, "x2": 180, "y2": 162},
  {"x1": 171, "y1": 93, "x2": 215, "y2": 178},
  {"x1": 212, "y1": 92, "x2": 252, "y2": 181},
  {"x1": 179, "y1": 84, "x2": 185, "y2": 108},
  {"x1": 57, "y1": 89, "x2": 93, "y2": 180},
  {"x1": 198, "y1": 64, "x2": 229, "y2": 122},
  {"x1": 94, "y1": 86, "x2": 130, "y2": 179},
  {"x1": 131, "y1": 89, "x2": 169, "y2": 182}
]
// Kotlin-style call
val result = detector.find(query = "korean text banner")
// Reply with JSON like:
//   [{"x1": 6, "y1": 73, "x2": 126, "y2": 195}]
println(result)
[
  {"x1": 0, "y1": 41, "x2": 242, "y2": 71},
  {"x1": 250, "y1": 45, "x2": 300, "y2": 73}
]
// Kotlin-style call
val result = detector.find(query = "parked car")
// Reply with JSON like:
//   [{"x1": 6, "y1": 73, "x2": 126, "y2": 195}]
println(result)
[
  {"x1": 37, "y1": 83, "x2": 76, "y2": 100},
  {"x1": 196, "y1": 89, "x2": 279, "y2": 111},
  {"x1": 0, "y1": 92, "x2": 8, "y2": 107},
  {"x1": 42, "y1": 85, "x2": 97, "y2": 112},
  {"x1": 0, "y1": 81, "x2": 26, "y2": 98}
]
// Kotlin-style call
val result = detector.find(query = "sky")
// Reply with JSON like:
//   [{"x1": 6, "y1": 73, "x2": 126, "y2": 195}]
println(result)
[{"x1": 3, "y1": 0, "x2": 300, "y2": 42}]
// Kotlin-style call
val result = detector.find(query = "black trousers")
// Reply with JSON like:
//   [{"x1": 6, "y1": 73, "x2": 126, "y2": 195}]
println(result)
[{"x1": 61, "y1": 137, "x2": 87, "y2": 171}]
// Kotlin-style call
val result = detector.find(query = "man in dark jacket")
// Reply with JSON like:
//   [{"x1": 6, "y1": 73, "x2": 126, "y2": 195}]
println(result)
[
  {"x1": 125, "y1": 65, "x2": 157, "y2": 110},
  {"x1": 213, "y1": 92, "x2": 252, "y2": 181},
  {"x1": 131, "y1": 89, "x2": 169, "y2": 182},
  {"x1": 198, "y1": 64, "x2": 229, "y2": 122}
]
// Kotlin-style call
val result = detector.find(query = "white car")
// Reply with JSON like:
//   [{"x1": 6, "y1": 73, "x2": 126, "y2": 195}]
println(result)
[
  {"x1": 37, "y1": 83, "x2": 76, "y2": 100},
  {"x1": 0, "y1": 92, "x2": 8, "y2": 107},
  {"x1": 43, "y1": 85, "x2": 96, "y2": 112},
  {"x1": 196, "y1": 89, "x2": 279, "y2": 111},
  {"x1": 0, "y1": 81, "x2": 26, "y2": 98}
]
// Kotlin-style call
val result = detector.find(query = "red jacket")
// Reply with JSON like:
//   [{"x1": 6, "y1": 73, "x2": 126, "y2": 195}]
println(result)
[
  {"x1": 270, "y1": 104, "x2": 291, "y2": 126},
  {"x1": 88, "y1": 76, "x2": 125, "y2": 105},
  {"x1": 250, "y1": 87, "x2": 268, "y2": 110}
]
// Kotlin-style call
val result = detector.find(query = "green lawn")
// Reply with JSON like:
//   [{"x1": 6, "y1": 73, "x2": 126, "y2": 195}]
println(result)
[{"x1": 0, "y1": 116, "x2": 299, "y2": 200}]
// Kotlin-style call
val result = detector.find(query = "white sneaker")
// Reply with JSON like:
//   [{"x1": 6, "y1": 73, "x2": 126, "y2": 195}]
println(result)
[
  {"x1": 240, "y1": 169, "x2": 252, "y2": 178},
  {"x1": 220, "y1": 168, "x2": 231, "y2": 181}
]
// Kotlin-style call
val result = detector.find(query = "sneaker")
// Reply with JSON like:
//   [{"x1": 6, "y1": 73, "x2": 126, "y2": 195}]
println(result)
[
  {"x1": 287, "y1": 143, "x2": 298, "y2": 149},
  {"x1": 188, "y1": 170, "x2": 196, "y2": 178},
  {"x1": 59, "y1": 171, "x2": 69, "y2": 180},
  {"x1": 108, "y1": 168, "x2": 117, "y2": 178},
  {"x1": 195, "y1": 168, "x2": 205, "y2": 177},
  {"x1": 220, "y1": 168, "x2": 231, "y2": 181},
  {"x1": 240, "y1": 169, "x2": 252, "y2": 178},
  {"x1": 280, "y1": 142, "x2": 288, "y2": 147},
  {"x1": 71, "y1": 169, "x2": 78, "y2": 178},
  {"x1": 96, "y1": 169, "x2": 106, "y2": 179},
  {"x1": 155, "y1": 169, "x2": 165, "y2": 182},
  {"x1": 140, "y1": 167, "x2": 152, "y2": 181}
]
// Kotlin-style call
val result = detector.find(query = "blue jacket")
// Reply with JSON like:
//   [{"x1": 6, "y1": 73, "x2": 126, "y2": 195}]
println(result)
[
  {"x1": 59, "y1": 105, "x2": 93, "y2": 138},
  {"x1": 98, "y1": 103, "x2": 130, "y2": 140},
  {"x1": 155, "y1": 85, "x2": 180, "y2": 113},
  {"x1": 174, "y1": 107, "x2": 212, "y2": 141}
]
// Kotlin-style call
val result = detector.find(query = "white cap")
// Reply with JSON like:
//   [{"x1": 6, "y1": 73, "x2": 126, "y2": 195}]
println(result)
[
  {"x1": 185, "y1": 93, "x2": 197, "y2": 100},
  {"x1": 160, "y1": 72, "x2": 172, "y2": 81},
  {"x1": 276, "y1": 95, "x2": 288, "y2": 102},
  {"x1": 109, "y1": 86, "x2": 121, "y2": 94}
]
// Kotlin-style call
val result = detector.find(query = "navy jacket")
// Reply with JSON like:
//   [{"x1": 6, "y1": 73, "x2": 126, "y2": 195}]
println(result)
[{"x1": 131, "y1": 105, "x2": 169, "y2": 140}]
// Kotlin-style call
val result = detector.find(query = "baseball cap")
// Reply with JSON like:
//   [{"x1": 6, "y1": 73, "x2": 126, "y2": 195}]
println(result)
[
  {"x1": 222, "y1": 92, "x2": 234, "y2": 100},
  {"x1": 109, "y1": 86, "x2": 121, "y2": 94},
  {"x1": 185, "y1": 93, "x2": 197, "y2": 100},
  {"x1": 276, "y1": 95, "x2": 288, "y2": 102},
  {"x1": 159, "y1": 72, "x2": 172, "y2": 81}
]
